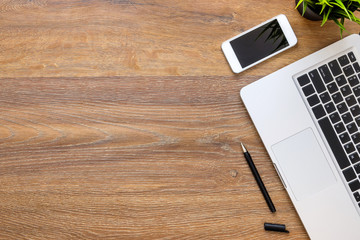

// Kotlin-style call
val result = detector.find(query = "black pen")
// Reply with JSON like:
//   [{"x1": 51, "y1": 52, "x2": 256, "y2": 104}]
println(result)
[{"x1": 241, "y1": 142, "x2": 276, "y2": 213}]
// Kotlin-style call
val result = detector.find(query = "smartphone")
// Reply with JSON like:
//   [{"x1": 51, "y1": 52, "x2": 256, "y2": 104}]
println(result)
[{"x1": 222, "y1": 14, "x2": 297, "y2": 73}]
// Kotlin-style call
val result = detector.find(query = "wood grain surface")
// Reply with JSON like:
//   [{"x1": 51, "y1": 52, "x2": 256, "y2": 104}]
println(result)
[{"x1": 0, "y1": 0, "x2": 359, "y2": 239}]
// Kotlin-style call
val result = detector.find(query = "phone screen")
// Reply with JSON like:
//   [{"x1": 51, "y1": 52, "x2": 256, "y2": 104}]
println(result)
[{"x1": 230, "y1": 19, "x2": 289, "y2": 68}]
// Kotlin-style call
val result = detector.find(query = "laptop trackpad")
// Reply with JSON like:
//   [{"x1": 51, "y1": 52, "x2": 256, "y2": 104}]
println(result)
[{"x1": 272, "y1": 128, "x2": 336, "y2": 201}]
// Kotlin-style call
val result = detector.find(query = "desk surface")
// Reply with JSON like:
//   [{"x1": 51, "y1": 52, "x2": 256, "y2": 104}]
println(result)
[{"x1": 1, "y1": 1, "x2": 359, "y2": 239}]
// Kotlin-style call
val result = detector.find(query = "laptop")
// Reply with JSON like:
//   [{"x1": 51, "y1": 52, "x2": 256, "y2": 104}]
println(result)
[{"x1": 241, "y1": 34, "x2": 360, "y2": 239}]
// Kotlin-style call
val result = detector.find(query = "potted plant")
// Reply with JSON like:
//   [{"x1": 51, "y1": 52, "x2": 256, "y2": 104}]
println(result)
[{"x1": 295, "y1": 0, "x2": 360, "y2": 37}]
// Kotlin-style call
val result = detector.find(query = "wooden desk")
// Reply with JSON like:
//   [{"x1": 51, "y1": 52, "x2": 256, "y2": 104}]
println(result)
[{"x1": 0, "y1": 1, "x2": 359, "y2": 239}]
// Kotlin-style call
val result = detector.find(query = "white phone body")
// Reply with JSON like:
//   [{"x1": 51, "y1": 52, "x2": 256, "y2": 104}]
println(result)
[{"x1": 222, "y1": 14, "x2": 297, "y2": 73}]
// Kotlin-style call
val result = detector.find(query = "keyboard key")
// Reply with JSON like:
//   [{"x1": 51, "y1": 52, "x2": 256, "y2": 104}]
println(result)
[
  {"x1": 340, "y1": 85, "x2": 352, "y2": 97},
  {"x1": 345, "y1": 95, "x2": 357, "y2": 107},
  {"x1": 344, "y1": 142, "x2": 355, "y2": 153},
  {"x1": 354, "y1": 192, "x2": 360, "y2": 202},
  {"x1": 347, "y1": 122, "x2": 357, "y2": 134},
  {"x1": 343, "y1": 167, "x2": 357, "y2": 181},
  {"x1": 298, "y1": 74, "x2": 310, "y2": 86},
  {"x1": 318, "y1": 64, "x2": 333, "y2": 83},
  {"x1": 335, "y1": 75, "x2": 347, "y2": 86},
  {"x1": 348, "y1": 52, "x2": 356, "y2": 62},
  {"x1": 355, "y1": 163, "x2": 360, "y2": 174},
  {"x1": 354, "y1": 62, "x2": 360, "y2": 73},
  {"x1": 327, "y1": 82, "x2": 338, "y2": 94},
  {"x1": 349, "y1": 152, "x2": 360, "y2": 164},
  {"x1": 343, "y1": 65, "x2": 355, "y2": 77},
  {"x1": 352, "y1": 132, "x2": 360, "y2": 144},
  {"x1": 307, "y1": 94, "x2": 320, "y2": 107},
  {"x1": 334, "y1": 122, "x2": 346, "y2": 133},
  {"x1": 354, "y1": 86, "x2": 360, "y2": 96},
  {"x1": 342, "y1": 112, "x2": 353, "y2": 124},
  {"x1": 309, "y1": 69, "x2": 326, "y2": 93},
  {"x1": 302, "y1": 84, "x2": 315, "y2": 96},
  {"x1": 349, "y1": 180, "x2": 360, "y2": 192},
  {"x1": 337, "y1": 102, "x2": 348, "y2": 114},
  {"x1": 350, "y1": 105, "x2": 360, "y2": 117},
  {"x1": 330, "y1": 112, "x2": 341, "y2": 123},
  {"x1": 324, "y1": 102, "x2": 336, "y2": 113},
  {"x1": 318, "y1": 117, "x2": 351, "y2": 169},
  {"x1": 338, "y1": 54, "x2": 350, "y2": 66},
  {"x1": 312, "y1": 105, "x2": 326, "y2": 119},
  {"x1": 320, "y1": 92, "x2": 331, "y2": 103},
  {"x1": 356, "y1": 116, "x2": 360, "y2": 127},
  {"x1": 332, "y1": 92, "x2": 343, "y2": 104},
  {"x1": 329, "y1": 60, "x2": 342, "y2": 76},
  {"x1": 348, "y1": 75, "x2": 359, "y2": 87},
  {"x1": 339, "y1": 132, "x2": 350, "y2": 144}
]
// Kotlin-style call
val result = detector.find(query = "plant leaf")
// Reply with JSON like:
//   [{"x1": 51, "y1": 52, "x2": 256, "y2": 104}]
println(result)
[
  {"x1": 321, "y1": 7, "x2": 332, "y2": 26},
  {"x1": 295, "y1": 0, "x2": 305, "y2": 9}
]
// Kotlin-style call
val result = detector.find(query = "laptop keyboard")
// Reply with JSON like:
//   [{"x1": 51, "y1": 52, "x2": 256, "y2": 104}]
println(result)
[{"x1": 297, "y1": 51, "x2": 360, "y2": 208}]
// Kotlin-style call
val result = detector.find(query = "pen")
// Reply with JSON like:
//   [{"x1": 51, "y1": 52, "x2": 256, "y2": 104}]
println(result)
[
  {"x1": 264, "y1": 223, "x2": 289, "y2": 233},
  {"x1": 241, "y1": 142, "x2": 276, "y2": 213}
]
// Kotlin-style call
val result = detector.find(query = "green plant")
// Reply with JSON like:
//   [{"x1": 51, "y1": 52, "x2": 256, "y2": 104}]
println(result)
[{"x1": 296, "y1": 0, "x2": 360, "y2": 37}]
